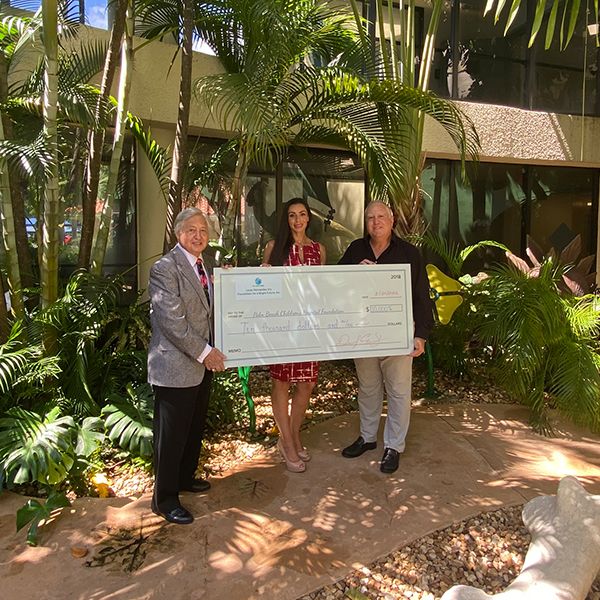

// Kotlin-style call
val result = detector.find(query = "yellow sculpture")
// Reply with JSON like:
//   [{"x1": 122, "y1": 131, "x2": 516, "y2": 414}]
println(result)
[{"x1": 426, "y1": 264, "x2": 463, "y2": 325}]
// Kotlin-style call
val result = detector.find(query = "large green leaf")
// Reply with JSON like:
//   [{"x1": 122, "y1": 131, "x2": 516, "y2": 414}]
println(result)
[
  {"x1": 75, "y1": 416, "x2": 105, "y2": 457},
  {"x1": 16, "y1": 490, "x2": 71, "y2": 546},
  {"x1": 101, "y1": 383, "x2": 154, "y2": 458},
  {"x1": 0, "y1": 406, "x2": 76, "y2": 485}
]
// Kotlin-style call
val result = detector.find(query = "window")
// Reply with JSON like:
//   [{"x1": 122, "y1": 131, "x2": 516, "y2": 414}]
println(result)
[
  {"x1": 422, "y1": 158, "x2": 597, "y2": 271},
  {"x1": 187, "y1": 139, "x2": 365, "y2": 265},
  {"x1": 529, "y1": 165, "x2": 597, "y2": 253}
]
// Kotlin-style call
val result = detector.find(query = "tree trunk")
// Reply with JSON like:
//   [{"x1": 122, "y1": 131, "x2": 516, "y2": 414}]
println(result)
[
  {"x1": 0, "y1": 112, "x2": 24, "y2": 319},
  {"x1": 0, "y1": 52, "x2": 25, "y2": 317},
  {"x1": 91, "y1": 1, "x2": 134, "y2": 275},
  {"x1": 0, "y1": 275, "x2": 10, "y2": 344},
  {"x1": 223, "y1": 140, "x2": 249, "y2": 263},
  {"x1": 40, "y1": 0, "x2": 60, "y2": 329},
  {"x1": 163, "y1": 0, "x2": 195, "y2": 253},
  {"x1": 78, "y1": 0, "x2": 127, "y2": 269}
]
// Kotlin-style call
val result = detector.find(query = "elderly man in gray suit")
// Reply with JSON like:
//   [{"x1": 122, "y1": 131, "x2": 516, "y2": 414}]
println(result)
[{"x1": 148, "y1": 208, "x2": 226, "y2": 525}]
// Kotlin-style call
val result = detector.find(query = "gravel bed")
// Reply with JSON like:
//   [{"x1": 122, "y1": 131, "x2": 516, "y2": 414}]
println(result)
[
  {"x1": 105, "y1": 361, "x2": 598, "y2": 600},
  {"x1": 299, "y1": 505, "x2": 600, "y2": 600}
]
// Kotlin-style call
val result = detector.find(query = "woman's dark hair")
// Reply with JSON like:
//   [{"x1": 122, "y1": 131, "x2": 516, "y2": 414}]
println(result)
[{"x1": 268, "y1": 197, "x2": 313, "y2": 266}]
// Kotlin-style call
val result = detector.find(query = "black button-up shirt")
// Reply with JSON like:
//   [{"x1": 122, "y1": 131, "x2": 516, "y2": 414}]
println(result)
[{"x1": 339, "y1": 234, "x2": 434, "y2": 340}]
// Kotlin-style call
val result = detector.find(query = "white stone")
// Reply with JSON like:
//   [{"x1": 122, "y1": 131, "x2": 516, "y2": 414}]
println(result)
[{"x1": 441, "y1": 476, "x2": 600, "y2": 600}]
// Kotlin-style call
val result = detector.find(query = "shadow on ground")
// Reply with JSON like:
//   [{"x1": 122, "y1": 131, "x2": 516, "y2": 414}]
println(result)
[{"x1": 1, "y1": 404, "x2": 599, "y2": 600}]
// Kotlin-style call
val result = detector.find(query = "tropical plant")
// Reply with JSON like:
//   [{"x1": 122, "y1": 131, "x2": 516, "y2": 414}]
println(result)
[
  {"x1": 0, "y1": 3, "x2": 110, "y2": 320},
  {"x1": 192, "y1": 0, "x2": 479, "y2": 253},
  {"x1": 475, "y1": 260, "x2": 600, "y2": 432},
  {"x1": 0, "y1": 271, "x2": 150, "y2": 418},
  {"x1": 506, "y1": 234, "x2": 596, "y2": 296},
  {"x1": 348, "y1": 0, "x2": 454, "y2": 234},
  {"x1": 135, "y1": 0, "x2": 199, "y2": 251},
  {"x1": 0, "y1": 405, "x2": 103, "y2": 488},
  {"x1": 419, "y1": 232, "x2": 509, "y2": 377},
  {"x1": 421, "y1": 231, "x2": 509, "y2": 279},
  {"x1": 16, "y1": 488, "x2": 71, "y2": 546},
  {"x1": 0, "y1": 1, "x2": 171, "y2": 315},
  {"x1": 206, "y1": 369, "x2": 250, "y2": 433},
  {"x1": 101, "y1": 383, "x2": 153, "y2": 458}
]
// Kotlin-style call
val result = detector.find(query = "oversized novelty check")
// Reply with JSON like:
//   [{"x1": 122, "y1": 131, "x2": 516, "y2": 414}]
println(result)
[{"x1": 214, "y1": 264, "x2": 413, "y2": 367}]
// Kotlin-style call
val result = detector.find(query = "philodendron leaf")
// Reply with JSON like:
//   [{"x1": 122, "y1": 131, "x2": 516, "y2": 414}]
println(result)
[
  {"x1": 76, "y1": 417, "x2": 105, "y2": 457},
  {"x1": 101, "y1": 383, "x2": 154, "y2": 457},
  {"x1": 16, "y1": 491, "x2": 71, "y2": 546}
]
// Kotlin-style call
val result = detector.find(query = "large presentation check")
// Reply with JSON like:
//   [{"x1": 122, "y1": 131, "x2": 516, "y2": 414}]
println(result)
[{"x1": 214, "y1": 264, "x2": 413, "y2": 367}]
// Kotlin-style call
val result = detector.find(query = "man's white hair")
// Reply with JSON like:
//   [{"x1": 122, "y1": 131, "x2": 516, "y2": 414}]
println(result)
[
  {"x1": 364, "y1": 201, "x2": 394, "y2": 219},
  {"x1": 174, "y1": 207, "x2": 207, "y2": 236}
]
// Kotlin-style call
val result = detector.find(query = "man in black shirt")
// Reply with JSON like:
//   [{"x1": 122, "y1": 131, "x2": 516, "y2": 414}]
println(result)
[{"x1": 339, "y1": 201, "x2": 433, "y2": 473}]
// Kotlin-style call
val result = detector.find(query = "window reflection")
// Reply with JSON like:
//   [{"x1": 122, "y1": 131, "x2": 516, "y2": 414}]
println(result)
[
  {"x1": 529, "y1": 166, "x2": 595, "y2": 253},
  {"x1": 282, "y1": 150, "x2": 365, "y2": 264},
  {"x1": 533, "y1": 10, "x2": 600, "y2": 116},
  {"x1": 421, "y1": 160, "x2": 597, "y2": 273},
  {"x1": 456, "y1": 0, "x2": 527, "y2": 106}
]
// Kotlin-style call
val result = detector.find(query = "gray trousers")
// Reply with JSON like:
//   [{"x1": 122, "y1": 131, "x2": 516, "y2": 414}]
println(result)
[{"x1": 354, "y1": 354, "x2": 413, "y2": 453}]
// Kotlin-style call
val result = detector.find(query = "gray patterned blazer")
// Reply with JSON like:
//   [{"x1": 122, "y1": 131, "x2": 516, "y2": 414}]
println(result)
[{"x1": 147, "y1": 246, "x2": 214, "y2": 388}]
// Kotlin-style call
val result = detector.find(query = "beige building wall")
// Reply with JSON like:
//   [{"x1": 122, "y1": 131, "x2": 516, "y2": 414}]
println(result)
[{"x1": 424, "y1": 102, "x2": 600, "y2": 168}]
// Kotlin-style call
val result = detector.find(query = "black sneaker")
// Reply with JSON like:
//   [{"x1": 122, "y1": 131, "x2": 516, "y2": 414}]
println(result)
[
  {"x1": 342, "y1": 436, "x2": 377, "y2": 458},
  {"x1": 380, "y1": 448, "x2": 400, "y2": 473}
]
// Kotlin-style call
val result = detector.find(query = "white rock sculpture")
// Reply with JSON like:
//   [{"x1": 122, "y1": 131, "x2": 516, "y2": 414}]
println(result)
[{"x1": 441, "y1": 476, "x2": 600, "y2": 600}]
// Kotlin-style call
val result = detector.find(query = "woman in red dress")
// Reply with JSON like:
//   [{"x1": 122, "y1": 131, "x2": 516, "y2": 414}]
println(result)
[{"x1": 262, "y1": 198, "x2": 326, "y2": 472}]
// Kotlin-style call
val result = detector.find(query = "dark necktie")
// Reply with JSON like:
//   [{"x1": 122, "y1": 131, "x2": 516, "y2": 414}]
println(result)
[{"x1": 196, "y1": 257, "x2": 210, "y2": 303}]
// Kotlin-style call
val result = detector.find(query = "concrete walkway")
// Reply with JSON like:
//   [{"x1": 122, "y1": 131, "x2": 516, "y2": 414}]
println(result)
[{"x1": 1, "y1": 404, "x2": 600, "y2": 600}]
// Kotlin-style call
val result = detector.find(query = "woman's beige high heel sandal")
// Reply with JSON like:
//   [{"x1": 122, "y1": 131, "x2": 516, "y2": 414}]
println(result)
[
  {"x1": 277, "y1": 439, "x2": 306, "y2": 473},
  {"x1": 297, "y1": 447, "x2": 311, "y2": 462}
]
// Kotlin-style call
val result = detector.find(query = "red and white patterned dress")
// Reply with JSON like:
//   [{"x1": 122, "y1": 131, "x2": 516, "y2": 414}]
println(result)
[{"x1": 270, "y1": 241, "x2": 322, "y2": 383}]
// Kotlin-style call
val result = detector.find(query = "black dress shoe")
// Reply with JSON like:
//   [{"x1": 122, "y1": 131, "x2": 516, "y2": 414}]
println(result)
[
  {"x1": 342, "y1": 436, "x2": 377, "y2": 458},
  {"x1": 152, "y1": 504, "x2": 194, "y2": 525},
  {"x1": 181, "y1": 478, "x2": 211, "y2": 493},
  {"x1": 380, "y1": 448, "x2": 400, "y2": 473}
]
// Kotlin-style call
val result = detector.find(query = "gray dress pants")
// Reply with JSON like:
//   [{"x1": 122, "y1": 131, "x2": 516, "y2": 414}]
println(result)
[{"x1": 354, "y1": 354, "x2": 413, "y2": 453}]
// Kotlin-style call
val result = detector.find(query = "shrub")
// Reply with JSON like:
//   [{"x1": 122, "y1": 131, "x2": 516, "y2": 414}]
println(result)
[{"x1": 475, "y1": 260, "x2": 600, "y2": 432}]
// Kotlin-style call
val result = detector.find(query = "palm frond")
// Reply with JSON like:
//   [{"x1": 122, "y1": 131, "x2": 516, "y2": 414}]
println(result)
[
  {"x1": 0, "y1": 130, "x2": 53, "y2": 178},
  {"x1": 547, "y1": 341, "x2": 600, "y2": 430},
  {"x1": 484, "y1": 0, "x2": 587, "y2": 49},
  {"x1": 421, "y1": 231, "x2": 463, "y2": 277},
  {"x1": 125, "y1": 113, "x2": 171, "y2": 197},
  {"x1": 0, "y1": 325, "x2": 43, "y2": 395},
  {"x1": 564, "y1": 295, "x2": 600, "y2": 339}
]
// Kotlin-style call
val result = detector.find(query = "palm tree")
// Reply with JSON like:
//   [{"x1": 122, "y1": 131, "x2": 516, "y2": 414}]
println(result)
[
  {"x1": 0, "y1": 98, "x2": 23, "y2": 321},
  {"x1": 0, "y1": 3, "x2": 112, "y2": 318},
  {"x1": 347, "y1": 0, "x2": 463, "y2": 234},
  {"x1": 193, "y1": 0, "x2": 479, "y2": 252},
  {"x1": 79, "y1": 0, "x2": 127, "y2": 269},
  {"x1": 90, "y1": 0, "x2": 134, "y2": 275},
  {"x1": 476, "y1": 260, "x2": 600, "y2": 432},
  {"x1": 135, "y1": 0, "x2": 198, "y2": 252},
  {"x1": 40, "y1": 0, "x2": 59, "y2": 317}
]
